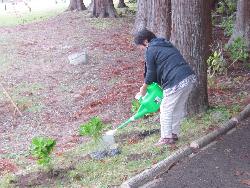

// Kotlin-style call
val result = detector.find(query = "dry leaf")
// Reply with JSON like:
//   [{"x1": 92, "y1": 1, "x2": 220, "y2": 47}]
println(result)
[
  {"x1": 235, "y1": 170, "x2": 243, "y2": 176},
  {"x1": 240, "y1": 179, "x2": 250, "y2": 186}
]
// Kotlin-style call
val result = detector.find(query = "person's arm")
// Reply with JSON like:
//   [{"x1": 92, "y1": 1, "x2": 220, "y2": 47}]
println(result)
[
  {"x1": 144, "y1": 48, "x2": 157, "y2": 85},
  {"x1": 139, "y1": 83, "x2": 148, "y2": 96},
  {"x1": 139, "y1": 48, "x2": 157, "y2": 97}
]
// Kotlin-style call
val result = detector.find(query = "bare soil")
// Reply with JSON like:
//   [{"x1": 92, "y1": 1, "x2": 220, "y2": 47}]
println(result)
[{"x1": 0, "y1": 11, "x2": 143, "y2": 172}]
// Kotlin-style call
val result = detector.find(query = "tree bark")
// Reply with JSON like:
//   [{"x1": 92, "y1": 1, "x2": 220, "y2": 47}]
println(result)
[
  {"x1": 92, "y1": 0, "x2": 117, "y2": 18},
  {"x1": 67, "y1": 0, "x2": 86, "y2": 11},
  {"x1": 171, "y1": 0, "x2": 212, "y2": 114},
  {"x1": 88, "y1": 0, "x2": 94, "y2": 12},
  {"x1": 228, "y1": 0, "x2": 250, "y2": 50},
  {"x1": 117, "y1": 0, "x2": 128, "y2": 8},
  {"x1": 133, "y1": 0, "x2": 171, "y2": 39}
]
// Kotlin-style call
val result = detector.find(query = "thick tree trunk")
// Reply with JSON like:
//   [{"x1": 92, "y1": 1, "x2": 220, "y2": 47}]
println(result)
[
  {"x1": 133, "y1": 0, "x2": 171, "y2": 39},
  {"x1": 117, "y1": 0, "x2": 128, "y2": 8},
  {"x1": 88, "y1": 0, "x2": 94, "y2": 12},
  {"x1": 171, "y1": 0, "x2": 212, "y2": 114},
  {"x1": 92, "y1": 0, "x2": 117, "y2": 18},
  {"x1": 228, "y1": 0, "x2": 250, "y2": 50},
  {"x1": 67, "y1": 0, "x2": 86, "y2": 11}
]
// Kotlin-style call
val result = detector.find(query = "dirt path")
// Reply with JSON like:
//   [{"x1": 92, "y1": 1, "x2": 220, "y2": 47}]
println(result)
[{"x1": 0, "y1": 11, "x2": 143, "y2": 159}]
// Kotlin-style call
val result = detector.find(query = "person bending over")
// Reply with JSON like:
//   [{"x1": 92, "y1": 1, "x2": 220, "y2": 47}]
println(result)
[{"x1": 134, "y1": 29, "x2": 197, "y2": 146}]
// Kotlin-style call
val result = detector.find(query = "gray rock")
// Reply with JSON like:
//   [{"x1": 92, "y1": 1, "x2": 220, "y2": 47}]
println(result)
[
  {"x1": 68, "y1": 51, "x2": 88, "y2": 65},
  {"x1": 89, "y1": 145, "x2": 121, "y2": 160},
  {"x1": 90, "y1": 150, "x2": 108, "y2": 160},
  {"x1": 108, "y1": 147, "x2": 121, "y2": 157}
]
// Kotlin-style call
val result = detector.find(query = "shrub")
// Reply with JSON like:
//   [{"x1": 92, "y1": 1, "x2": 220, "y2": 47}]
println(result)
[
  {"x1": 221, "y1": 15, "x2": 234, "y2": 37},
  {"x1": 207, "y1": 49, "x2": 226, "y2": 77},
  {"x1": 79, "y1": 117, "x2": 104, "y2": 142},
  {"x1": 30, "y1": 137, "x2": 56, "y2": 166},
  {"x1": 207, "y1": 49, "x2": 226, "y2": 87},
  {"x1": 216, "y1": 0, "x2": 237, "y2": 15},
  {"x1": 226, "y1": 37, "x2": 249, "y2": 65}
]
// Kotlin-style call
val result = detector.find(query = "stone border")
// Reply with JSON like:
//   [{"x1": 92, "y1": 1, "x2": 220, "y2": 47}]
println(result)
[{"x1": 121, "y1": 104, "x2": 250, "y2": 188}]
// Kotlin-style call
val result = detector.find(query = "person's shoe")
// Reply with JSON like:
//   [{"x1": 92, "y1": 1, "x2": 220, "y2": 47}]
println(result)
[
  {"x1": 154, "y1": 138, "x2": 174, "y2": 146},
  {"x1": 172, "y1": 133, "x2": 179, "y2": 142}
]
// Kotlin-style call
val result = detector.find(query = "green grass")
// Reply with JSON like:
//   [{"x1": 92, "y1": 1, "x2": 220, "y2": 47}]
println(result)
[
  {"x1": 179, "y1": 106, "x2": 231, "y2": 144},
  {"x1": 0, "y1": 106, "x2": 239, "y2": 187},
  {"x1": 0, "y1": 82, "x2": 44, "y2": 113},
  {"x1": 87, "y1": 17, "x2": 119, "y2": 30},
  {"x1": 126, "y1": 1, "x2": 137, "y2": 14},
  {"x1": 0, "y1": 53, "x2": 11, "y2": 68},
  {"x1": 49, "y1": 131, "x2": 166, "y2": 187},
  {"x1": 0, "y1": 8, "x2": 65, "y2": 27}
]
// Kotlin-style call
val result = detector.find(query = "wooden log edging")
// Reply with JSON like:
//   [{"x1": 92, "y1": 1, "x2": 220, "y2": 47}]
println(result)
[
  {"x1": 121, "y1": 104, "x2": 250, "y2": 188},
  {"x1": 121, "y1": 146, "x2": 193, "y2": 188}
]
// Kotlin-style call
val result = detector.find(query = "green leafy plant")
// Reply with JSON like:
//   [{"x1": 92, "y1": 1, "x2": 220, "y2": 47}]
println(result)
[
  {"x1": 207, "y1": 50, "x2": 226, "y2": 76},
  {"x1": 216, "y1": 0, "x2": 237, "y2": 15},
  {"x1": 79, "y1": 117, "x2": 104, "y2": 142},
  {"x1": 212, "y1": 13, "x2": 219, "y2": 26},
  {"x1": 221, "y1": 15, "x2": 234, "y2": 37},
  {"x1": 226, "y1": 37, "x2": 249, "y2": 65},
  {"x1": 207, "y1": 43, "x2": 227, "y2": 88},
  {"x1": 30, "y1": 137, "x2": 56, "y2": 166},
  {"x1": 131, "y1": 99, "x2": 140, "y2": 114}
]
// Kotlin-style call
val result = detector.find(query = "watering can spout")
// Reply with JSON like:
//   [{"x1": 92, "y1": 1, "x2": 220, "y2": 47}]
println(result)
[{"x1": 117, "y1": 118, "x2": 133, "y2": 129}]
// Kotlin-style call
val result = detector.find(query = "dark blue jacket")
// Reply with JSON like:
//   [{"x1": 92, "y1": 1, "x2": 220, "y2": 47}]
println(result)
[{"x1": 144, "y1": 38, "x2": 195, "y2": 89}]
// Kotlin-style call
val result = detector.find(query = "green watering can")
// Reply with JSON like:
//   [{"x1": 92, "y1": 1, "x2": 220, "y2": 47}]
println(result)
[
  {"x1": 117, "y1": 82, "x2": 163, "y2": 129},
  {"x1": 103, "y1": 82, "x2": 163, "y2": 146}
]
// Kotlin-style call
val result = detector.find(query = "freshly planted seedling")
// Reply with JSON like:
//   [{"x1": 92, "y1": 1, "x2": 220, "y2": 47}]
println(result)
[
  {"x1": 30, "y1": 137, "x2": 56, "y2": 166},
  {"x1": 79, "y1": 117, "x2": 104, "y2": 142},
  {"x1": 131, "y1": 99, "x2": 140, "y2": 114}
]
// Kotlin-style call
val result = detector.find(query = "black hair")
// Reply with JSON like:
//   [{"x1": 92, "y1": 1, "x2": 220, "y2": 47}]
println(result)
[{"x1": 134, "y1": 29, "x2": 156, "y2": 46}]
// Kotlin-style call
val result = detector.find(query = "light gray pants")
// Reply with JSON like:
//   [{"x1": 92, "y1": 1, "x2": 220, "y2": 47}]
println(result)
[{"x1": 160, "y1": 83, "x2": 194, "y2": 138}]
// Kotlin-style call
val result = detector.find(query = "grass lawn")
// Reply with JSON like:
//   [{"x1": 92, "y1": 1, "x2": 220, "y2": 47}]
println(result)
[
  {"x1": 0, "y1": 105, "x2": 240, "y2": 187},
  {"x1": 0, "y1": 1, "x2": 68, "y2": 26}
]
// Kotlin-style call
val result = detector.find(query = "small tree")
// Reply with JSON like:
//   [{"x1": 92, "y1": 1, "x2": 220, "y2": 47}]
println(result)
[
  {"x1": 79, "y1": 117, "x2": 104, "y2": 143},
  {"x1": 30, "y1": 137, "x2": 56, "y2": 168}
]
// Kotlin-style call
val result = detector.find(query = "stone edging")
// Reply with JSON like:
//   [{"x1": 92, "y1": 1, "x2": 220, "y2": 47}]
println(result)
[{"x1": 121, "y1": 104, "x2": 250, "y2": 188}]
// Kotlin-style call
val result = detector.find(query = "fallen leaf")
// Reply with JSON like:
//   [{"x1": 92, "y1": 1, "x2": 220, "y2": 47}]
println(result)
[
  {"x1": 235, "y1": 170, "x2": 243, "y2": 176},
  {"x1": 240, "y1": 179, "x2": 250, "y2": 186}
]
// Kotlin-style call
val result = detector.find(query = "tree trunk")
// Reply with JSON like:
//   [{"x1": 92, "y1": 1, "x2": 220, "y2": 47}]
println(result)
[
  {"x1": 92, "y1": 0, "x2": 117, "y2": 18},
  {"x1": 67, "y1": 0, "x2": 86, "y2": 11},
  {"x1": 133, "y1": 0, "x2": 171, "y2": 39},
  {"x1": 117, "y1": 0, "x2": 128, "y2": 8},
  {"x1": 171, "y1": 0, "x2": 212, "y2": 114},
  {"x1": 228, "y1": 0, "x2": 250, "y2": 50},
  {"x1": 88, "y1": 0, "x2": 94, "y2": 12}
]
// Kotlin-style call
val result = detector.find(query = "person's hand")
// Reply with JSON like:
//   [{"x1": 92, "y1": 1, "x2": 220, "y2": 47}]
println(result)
[
  {"x1": 135, "y1": 92, "x2": 142, "y2": 100},
  {"x1": 139, "y1": 84, "x2": 148, "y2": 97}
]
